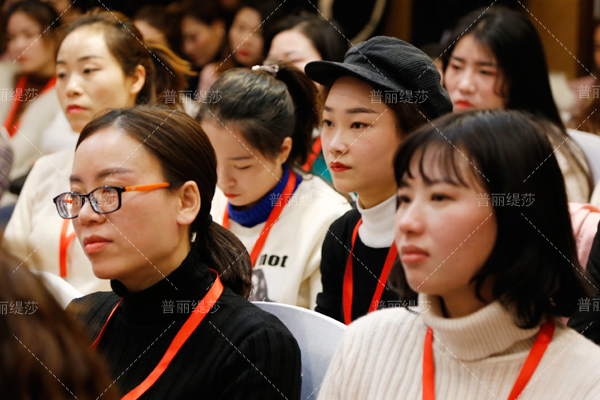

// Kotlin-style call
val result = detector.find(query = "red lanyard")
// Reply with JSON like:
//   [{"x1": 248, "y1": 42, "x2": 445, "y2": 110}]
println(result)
[
  {"x1": 222, "y1": 171, "x2": 297, "y2": 266},
  {"x1": 59, "y1": 220, "x2": 77, "y2": 278},
  {"x1": 301, "y1": 137, "x2": 322, "y2": 172},
  {"x1": 91, "y1": 270, "x2": 224, "y2": 400},
  {"x1": 422, "y1": 318, "x2": 556, "y2": 400},
  {"x1": 342, "y1": 218, "x2": 398, "y2": 325},
  {"x1": 3, "y1": 76, "x2": 56, "y2": 137}
]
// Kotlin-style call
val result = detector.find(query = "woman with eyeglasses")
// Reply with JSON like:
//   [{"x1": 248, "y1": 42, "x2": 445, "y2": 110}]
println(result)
[
  {"x1": 60, "y1": 106, "x2": 301, "y2": 400},
  {"x1": 1, "y1": 10, "x2": 190, "y2": 294}
]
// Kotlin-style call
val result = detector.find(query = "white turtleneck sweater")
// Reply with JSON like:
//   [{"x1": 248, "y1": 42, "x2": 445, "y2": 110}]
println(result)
[
  {"x1": 318, "y1": 294, "x2": 600, "y2": 399},
  {"x1": 356, "y1": 194, "x2": 396, "y2": 248}
]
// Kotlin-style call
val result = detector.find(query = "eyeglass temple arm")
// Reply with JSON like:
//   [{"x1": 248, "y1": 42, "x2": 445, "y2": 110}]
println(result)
[{"x1": 124, "y1": 182, "x2": 171, "y2": 192}]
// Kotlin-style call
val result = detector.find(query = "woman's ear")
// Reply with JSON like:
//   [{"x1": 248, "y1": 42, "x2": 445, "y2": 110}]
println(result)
[
  {"x1": 176, "y1": 181, "x2": 201, "y2": 226},
  {"x1": 276, "y1": 137, "x2": 293, "y2": 164},
  {"x1": 129, "y1": 64, "x2": 147, "y2": 98}
]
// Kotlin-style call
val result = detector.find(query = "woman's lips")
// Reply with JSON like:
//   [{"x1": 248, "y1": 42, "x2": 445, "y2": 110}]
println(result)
[
  {"x1": 400, "y1": 245, "x2": 429, "y2": 264},
  {"x1": 454, "y1": 100, "x2": 474, "y2": 109},
  {"x1": 67, "y1": 105, "x2": 86, "y2": 113},
  {"x1": 224, "y1": 193, "x2": 239, "y2": 199},
  {"x1": 329, "y1": 162, "x2": 351, "y2": 172},
  {"x1": 83, "y1": 236, "x2": 112, "y2": 254}
]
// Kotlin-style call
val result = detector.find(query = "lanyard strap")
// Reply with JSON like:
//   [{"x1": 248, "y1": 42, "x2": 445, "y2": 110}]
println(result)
[
  {"x1": 222, "y1": 171, "x2": 297, "y2": 266},
  {"x1": 422, "y1": 318, "x2": 556, "y2": 400},
  {"x1": 342, "y1": 218, "x2": 398, "y2": 325},
  {"x1": 91, "y1": 270, "x2": 224, "y2": 400},
  {"x1": 59, "y1": 219, "x2": 77, "y2": 278},
  {"x1": 301, "y1": 137, "x2": 322, "y2": 172},
  {"x1": 3, "y1": 76, "x2": 56, "y2": 137}
]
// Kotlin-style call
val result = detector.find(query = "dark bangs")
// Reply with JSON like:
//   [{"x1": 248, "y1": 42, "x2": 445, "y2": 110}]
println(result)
[
  {"x1": 391, "y1": 109, "x2": 589, "y2": 328},
  {"x1": 395, "y1": 116, "x2": 489, "y2": 192}
]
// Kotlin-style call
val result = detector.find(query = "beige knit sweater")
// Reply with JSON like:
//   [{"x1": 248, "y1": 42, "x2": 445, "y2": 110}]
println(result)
[{"x1": 318, "y1": 294, "x2": 600, "y2": 399}]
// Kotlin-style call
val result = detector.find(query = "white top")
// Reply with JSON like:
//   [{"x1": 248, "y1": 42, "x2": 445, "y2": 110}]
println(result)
[
  {"x1": 319, "y1": 294, "x2": 600, "y2": 399},
  {"x1": 212, "y1": 175, "x2": 351, "y2": 309},
  {"x1": 356, "y1": 194, "x2": 396, "y2": 248},
  {"x1": 39, "y1": 111, "x2": 79, "y2": 155},
  {"x1": 0, "y1": 62, "x2": 63, "y2": 182},
  {"x1": 2, "y1": 150, "x2": 110, "y2": 294}
]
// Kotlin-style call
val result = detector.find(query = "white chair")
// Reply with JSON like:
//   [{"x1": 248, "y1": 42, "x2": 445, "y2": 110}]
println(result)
[
  {"x1": 569, "y1": 129, "x2": 600, "y2": 183},
  {"x1": 253, "y1": 302, "x2": 346, "y2": 399},
  {"x1": 34, "y1": 271, "x2": 83, "y2": 308}
]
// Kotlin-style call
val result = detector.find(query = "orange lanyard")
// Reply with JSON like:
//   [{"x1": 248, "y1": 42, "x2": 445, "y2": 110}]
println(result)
[
  {"x1": 3, "y1": 76, "x2": 56, "y2": 137},
  {"x1": 59, "y1": 219, "x2": 77, "y2": 278},
  {"x1": 342, "y1": 218, "x2": 398, "y2": 325},
  {"x1": 301, "y1": 137, "x2": 322, "y2": 172},
  {"x1": 422, "y1": 318, "x2": 555, "y2": 400},
  {"x1": 91, "y1": 270, "x2": 224, "y2": 400},
  {"x1": 222, "y1": 171, "x2": 297, "y2": 266}
]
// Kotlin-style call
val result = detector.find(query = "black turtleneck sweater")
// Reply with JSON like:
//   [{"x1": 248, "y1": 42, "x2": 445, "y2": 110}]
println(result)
[{"x1": 68, "y1": 245, "x2": 301, "y2": 400}]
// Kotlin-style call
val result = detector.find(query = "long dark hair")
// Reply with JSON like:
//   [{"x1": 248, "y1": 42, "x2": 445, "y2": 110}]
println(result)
[
  {"x1": 77, "y1": 107, "x2": 252, "y2": 298},
  {"x1": 57, "y1": 9, "x2": 192, "y2": 108},
  {"x1": 265, "y1": 15, "x2": 348, "y2": 62},
  {"x1": 197, "y1": 62, "x2": 319, "y2": 167},
  {"x1": 392, "y1": 109, "x2": 589, "y2": 328},
  {"x1": 0, "y1": 251, "x2": 120, "y2": 400},
  {"x1": 442, "y1": 6, "x2": 593, "y2": 197}
]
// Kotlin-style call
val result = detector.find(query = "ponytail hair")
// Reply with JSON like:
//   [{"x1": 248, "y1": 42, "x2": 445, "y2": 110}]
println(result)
[
  {"x1": 197, "y1": 62, "x2": 319, "y2": 167},
  {"x1": 77, "y1": 107, "x2": 252, "y2": 298},
  {"x1": 57, "y1": 9, "x2": 192, "y2": 108}
]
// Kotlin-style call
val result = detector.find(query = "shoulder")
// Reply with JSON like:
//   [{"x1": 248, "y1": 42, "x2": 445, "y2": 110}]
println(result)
[
  {"x1": 551, "y1": 324, "x2": 600, "y2": 363},
  {"x1": 216, "y1": 290, "x2": 298, "y2": 339},
  {"x1": 324, "y1": 308, "x2": 422, "y2": 386},
  {"x1": 29, "y1": 150, "x2": 74, "y2": 179},
  {"x1": 209, "y1": 291, "x2": 300, "y2": 358},
  {"x1": 295, "y1": 174, "x2": 348, "y2": 203},
  {"x1": 67, "y1": 291, "x2": 121, "y2": 334},
  {"x1": 327, "y1": 208, "x2": 361, "y2": 237},
  {"x1": 348, "y1": 306, "x2": 420, "y2": 338},
  {"x1": 542, "y1": 324, "x2": 600, "y2": 396}
]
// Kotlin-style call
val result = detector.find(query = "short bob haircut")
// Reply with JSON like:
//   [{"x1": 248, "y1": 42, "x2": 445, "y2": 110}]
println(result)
[{"x1": 391, "y1": 109, "x2": 589, "y2": 328}]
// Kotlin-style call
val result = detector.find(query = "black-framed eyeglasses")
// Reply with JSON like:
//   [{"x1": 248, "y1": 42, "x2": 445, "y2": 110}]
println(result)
[{"x1": 53, "y1": 182, "x2": 172, "y2": 219}]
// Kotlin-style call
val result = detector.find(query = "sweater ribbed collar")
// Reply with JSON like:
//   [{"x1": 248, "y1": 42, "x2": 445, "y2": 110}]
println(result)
[
  {"x1": 420, "y1": 294, "x2": 542, "y2": 361},
  {"x1": 110, "y1": 244, "x2": 215, "y2": 323},
  {"x1": 356, "y1": 194, "x2": 396, "y2": 248},
  {"x1": 227, "y1": 164, "x2": 302, "y2": 228}
]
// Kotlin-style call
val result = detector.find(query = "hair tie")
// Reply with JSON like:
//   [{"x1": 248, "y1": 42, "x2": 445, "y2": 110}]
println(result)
[
  {"x1": 252, "y1": 64, "x2": 279, "y2": 76},
  {"x1": 190, "y1": 215, "x2": 213, "y2": 243},
  {"x1": 202, "y1": 214, "x2": 213, "y2": 231}
]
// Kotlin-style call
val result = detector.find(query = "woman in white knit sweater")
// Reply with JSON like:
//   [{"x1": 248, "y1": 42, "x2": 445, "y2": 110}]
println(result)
[{"x1": 319, "y1": 109, "x2": 600, "y2": 400}]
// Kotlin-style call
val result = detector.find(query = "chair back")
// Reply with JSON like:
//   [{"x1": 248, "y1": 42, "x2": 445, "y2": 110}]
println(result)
[{"x1": 253, "y1": 302, "x2": 346, "y2": 399}]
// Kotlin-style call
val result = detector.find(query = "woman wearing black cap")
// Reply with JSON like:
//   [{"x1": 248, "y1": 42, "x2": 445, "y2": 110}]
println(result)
[{"x1": 305, "y1": 36, "x2": 453, "y2": 325}]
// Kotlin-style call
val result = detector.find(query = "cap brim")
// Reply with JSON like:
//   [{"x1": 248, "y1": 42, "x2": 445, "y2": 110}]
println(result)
[{"x1": 305, "y1": 60, "x2": 406, "y2": 93}]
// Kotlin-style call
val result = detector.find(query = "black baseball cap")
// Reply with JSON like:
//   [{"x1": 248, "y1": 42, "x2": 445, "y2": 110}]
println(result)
[{"x1": 305, "y1": 36, "x2": 453, "y2": 119}]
